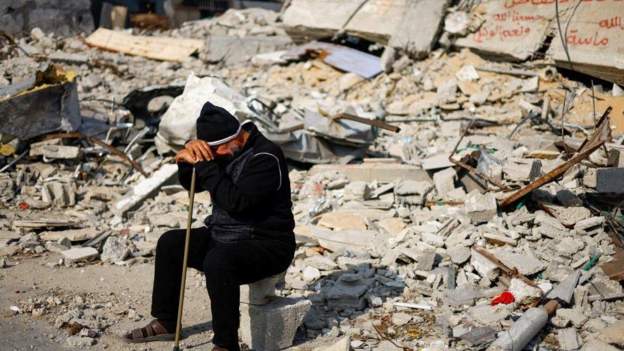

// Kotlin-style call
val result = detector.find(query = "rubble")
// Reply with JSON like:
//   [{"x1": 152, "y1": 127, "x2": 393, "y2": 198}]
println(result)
[
  {"x1": 1, "y1": 3, "x2": 624, "y2": 351},
  {"x1": 0, "y1": 65, "x2": 81, "y2": 140},
  {"x1": 61, "y1": 247, "x2": 99, "y2": 264}
]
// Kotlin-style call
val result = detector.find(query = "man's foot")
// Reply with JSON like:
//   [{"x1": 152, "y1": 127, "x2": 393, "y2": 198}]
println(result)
[{"x1": 122, "y1": 319, "x2": 176, "y2": 343}]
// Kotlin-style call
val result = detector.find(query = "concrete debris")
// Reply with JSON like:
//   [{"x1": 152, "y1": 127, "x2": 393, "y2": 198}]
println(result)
[
  {"x1": 61, "y1": 247, "x2": 99, "y2": 264},
  {"x1": 65, "y1": 335, "x2": 96, "y2": 348},
  {"x1": 0, "y1": 65, "x2": 81, "y2": 140},
  {"x1": 598, "y1": 320, "x2": 624, "y2": 347},
  {"x1": 100, "y1": 236, "x2": 132, "y2": 264},
  {"x1": 464, "y1": 190, "x2": 497, "y2": 224},
  {"x1": 448, "y1": 246, "x2": 471, "y2": 265},
  {"x1": 240, "y1": 297, "x2": 311, "y2": 350},
  {"x1": 558, "y1": 328, "x2": 581, "y2": 351},
  {"x1": 112, "y1": 164, "x2": 178, "y2": 215},
  {"x1": 40, "y1": 228, "x2": 99, "y2": 242},
  {"x1": 547, "y1": 270, "x2": 581, "y2": 305},
  {"x1": 557, "y1": 308, "x2": 589, "y2": 328},
  {"x1": 313, "y1": 336, "x2": 350, "y2": 351},
  {"x1": 282, "y1": 0, "x2": 449, "y2": 57},
  {"x1": 29, "y1": 143, "x2": 80, "y2": 160},
  {"x1": 596, "y1": 168, "x2": 624, "y2": 193},
  {"x1": 1, "y1": 5, "x2": 623, "y2": 351}
]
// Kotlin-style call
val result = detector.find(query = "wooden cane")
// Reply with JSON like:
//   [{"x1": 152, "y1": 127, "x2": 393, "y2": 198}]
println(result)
[{"x1": 173, "y1": 167, "x2": 196, "y2": 351}]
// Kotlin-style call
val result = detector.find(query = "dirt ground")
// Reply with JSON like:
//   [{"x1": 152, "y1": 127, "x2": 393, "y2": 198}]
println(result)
[{"x1": 0, "y1": 253, "x2": 218, "y2": 351}]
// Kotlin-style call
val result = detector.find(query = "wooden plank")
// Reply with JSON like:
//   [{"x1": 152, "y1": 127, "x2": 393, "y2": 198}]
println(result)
[{"x1": 85, "y1": 28, "x2": 203, "y2": 62}]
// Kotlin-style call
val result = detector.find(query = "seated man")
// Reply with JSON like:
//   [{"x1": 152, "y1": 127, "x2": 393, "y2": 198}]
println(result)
[{"x1": 124, "y1": 102, "x2": 296, "y2": 351}]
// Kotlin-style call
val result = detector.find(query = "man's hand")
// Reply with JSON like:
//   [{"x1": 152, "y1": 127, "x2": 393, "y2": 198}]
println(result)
[
  {"x1": 175, "y1": 148, "x2": 199, "y2": 164},
  {"x1": 185, "y1": 140, "x2": 214, "y2": 161}
]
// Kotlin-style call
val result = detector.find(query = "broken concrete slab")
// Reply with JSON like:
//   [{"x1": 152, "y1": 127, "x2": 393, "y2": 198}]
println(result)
[
  {"x1": 433, "y1": 167, "x2": 456, "y2": 199},
  {"x1": 281, "y1": 0, "x2": 364, "y2": 42},
  {"x1": 503, "y1": 158, "x2": 542, "y2": 182},
  {"x1": 240, "y1": 297, "x2": 311, "y2": 350},
  {"x1": 312, "y1": 336, "x2": 351, "y2": 351},
  {"x1": 464, "y1": 190, "x2": 497, "y2": 224},
  {"x1": 318, "y1": 211, "x2": 368, "y2": 231},
  {"x1": 303, "y1": 255, "x2": 338, "y2": 271},
  {"x1": 100, "y1": 236, "x2": 132, "y2": 263},
  {"x1": 422, "y1": 153, "x2": 454, "y2": 171},
  {"x1": 491, "y1": 248, "x2": 545, "y2": 276},
  {"x1": 325, "y1": 274, "x2": 374, "y2": 310},
  {"x1": 547, "y1": 270, "x2": 581, "y2": 305},
  {"x1": 113, "y1": 164, "x2": 178, "y2": 215},
  {"x1": 309, "y1": 163, "x2": 430, "y2": 183},
  {"x1": 574, "y1": 216, "x2": 605, "y2": 235},
  {"x1": 61, "y1": 247, "x2": 99, "y2": 263},
  {"x1": 596, "y1": 168, "x2": 624, "y2": 193},
  {"x1": 547, "y1": 2, "x2": 624, "y2": 85},
  {"x1": 0, "y1": 230, "x2": 20, "y2": 248},
  {"x1": 30, "y1": 143, "x2": 80, "y2": 160},
  {"x1": 447, "y1": 246, "x2": 471, "y2": 265},
  {"x1": 40, "y1": 228, "x2": 99, "y2": 242},
  {"x1": 347, "y1": 0, "x2": 450, "y2": 57},
  {"x1": 459, "y1": 326, "x2": 497, "y2": 347},
  {"x1": 376, "y1": 217, "x2": 406, "y2": 236},
  {"x1": 468, "y1": 304, "x2": 510, "y2": 325},
  {"x1": 204, "y1": 35, "x2": 293, "y2": 67},
  {"x1": 308, "y1": 226, "x2": 382, "y2": 254},
  {"x1": 471, "y1": 248, "x2": 499, "y2": 281},
  {"x1": 582, "y1": 339, "x2": 620, "y2": 351},
  {"x1": 557, "y1": 308, "x2": 588, "y2": 328},
  {"x1": 415, "y1": 250, "x2": 437, "y2": 271},
  {"x1": 598, "y1": 320, "x2": 624, "y2": 347},
  {"x1": 395, "y1": 180, "x2": 433, "y2": 196},
  {"x1": 455, "y1": 1, "x2": 556, "y2": 61},
  {"x1": 282, "y1": 0, "x2": 449, "y2": 57},
  {"x1": 0, "y1": 65, "x2": 81, "y2": 140},
  {"x1": 13, "y1": 217, "x2": 81, "y2": 230},
  {"x1": 558, "y1": 328, "x2": 581, "y2": 351}
]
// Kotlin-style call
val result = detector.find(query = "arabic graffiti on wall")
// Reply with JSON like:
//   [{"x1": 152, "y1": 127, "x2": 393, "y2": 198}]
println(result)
[{"x1": 504, "y1": 0, "x2": 624, "y2": 9}]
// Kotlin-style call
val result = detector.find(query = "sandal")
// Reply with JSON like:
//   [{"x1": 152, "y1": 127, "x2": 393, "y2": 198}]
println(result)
[{"x1": 122, "y1": 319, "x2": 176, "y2": 343}]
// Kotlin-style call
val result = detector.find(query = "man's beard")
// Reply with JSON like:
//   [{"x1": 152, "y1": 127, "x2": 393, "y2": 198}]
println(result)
[{"x1": 215, "y1": 149, "x2": 241, "y2": 166}]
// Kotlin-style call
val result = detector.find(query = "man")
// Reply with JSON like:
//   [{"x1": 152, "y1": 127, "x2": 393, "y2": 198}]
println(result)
[{"x1": 124, "y1": 102, "x2": 296, "y2": 351}]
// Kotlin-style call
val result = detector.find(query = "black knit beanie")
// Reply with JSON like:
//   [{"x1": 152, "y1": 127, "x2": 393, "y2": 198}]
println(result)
[{"x1": 196, "y1": 101, "x2": 241, "y2": 145}]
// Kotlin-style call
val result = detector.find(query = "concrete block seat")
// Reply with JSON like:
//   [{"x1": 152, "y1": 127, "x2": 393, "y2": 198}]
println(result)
[{"x1": 239, "y1": 272, "x2": 311, "y2": 350}]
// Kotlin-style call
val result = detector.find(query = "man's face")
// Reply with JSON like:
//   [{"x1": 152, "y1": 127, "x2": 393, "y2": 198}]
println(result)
[
  {"x1": 213, "y1": 142, "x2": 240, "y2": 158},
  {"x1": 210, "y1": 135, "x2": 246, "y2": 165}
]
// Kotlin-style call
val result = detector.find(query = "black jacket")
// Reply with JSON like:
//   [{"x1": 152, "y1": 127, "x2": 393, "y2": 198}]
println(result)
[{"x1": 178, "y1": 122, "x2": 295, "y2": 243}]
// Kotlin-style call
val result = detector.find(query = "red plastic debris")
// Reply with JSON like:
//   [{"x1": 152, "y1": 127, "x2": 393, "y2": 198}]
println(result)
[
  {"x1": 18, "y1": 202, "x2": 29, "y2": 210},
  {"x1": 491, "y1": 291, "x2": 515, "y2": 305}
]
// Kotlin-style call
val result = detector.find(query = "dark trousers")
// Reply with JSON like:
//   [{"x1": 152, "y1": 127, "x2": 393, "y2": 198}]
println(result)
[{"x1": 151, "y1": 227, "x2": 295, "y2": 350}]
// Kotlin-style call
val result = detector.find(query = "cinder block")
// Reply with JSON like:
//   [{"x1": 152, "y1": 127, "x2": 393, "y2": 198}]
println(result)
[
  {"x1": 596, "y1": 168, "x2": 624, "y2": 194},
  {"x1": 240, "y1": 297, "x2": 311, "y2": 350},
  {"x1": 240, "y1": 272, "x2": 285, "y2": 305}
]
